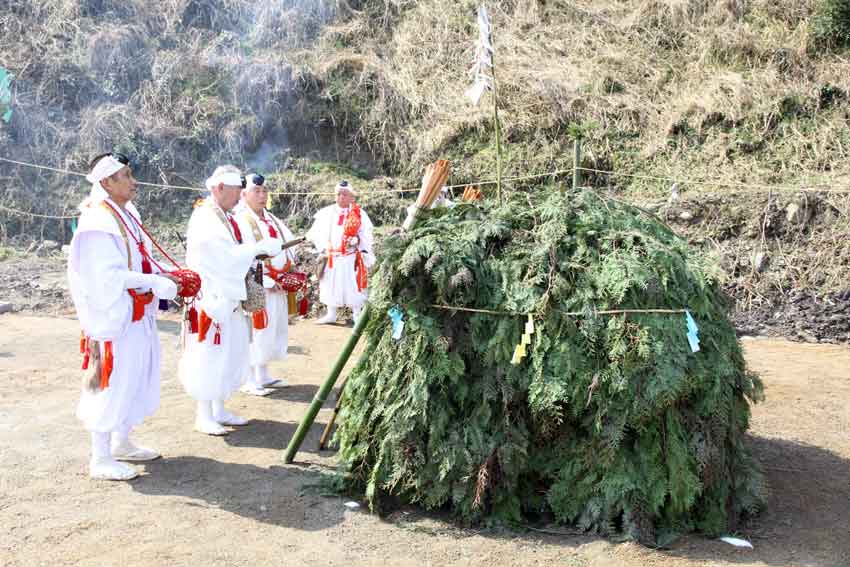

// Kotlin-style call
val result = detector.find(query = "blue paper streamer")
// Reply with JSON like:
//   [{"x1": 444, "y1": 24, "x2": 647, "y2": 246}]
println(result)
[
  {"x1": 0, "y1": 67, "x2": 12, "y2": 123},
  {"x1": 388, "y1": 306, "x2": 405, "y2": 340},
  {"x1": 685, "y1": 310, "x2": 700, "y2": 353}
]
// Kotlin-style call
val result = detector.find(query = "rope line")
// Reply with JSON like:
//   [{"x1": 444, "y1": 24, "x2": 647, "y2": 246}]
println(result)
[
  {"x1": 0, "y1": 203, "x2": 79, "y2": 219},
  {"x1": 0, "y1": 156, "x2": 414, "y2": 196},
  {"x1": 430, "y1": 304, "x2": 688, "y2": 316},
  {"x1": 575, "y1": 166, "x2": 850, "y2": 194},
  {"x1": 4, "y1": 154, "x2": 850, "y2": 220}
]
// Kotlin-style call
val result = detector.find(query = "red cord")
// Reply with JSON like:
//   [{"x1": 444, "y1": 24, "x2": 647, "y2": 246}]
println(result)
[{"x1": 102, "y1": 201, "x2": 181, "y2": 271}]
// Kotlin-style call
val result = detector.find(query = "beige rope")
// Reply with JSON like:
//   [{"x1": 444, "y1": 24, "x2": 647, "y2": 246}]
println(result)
[{"x1": 431, "y1": 304, "x2": 687, "y2": 316}]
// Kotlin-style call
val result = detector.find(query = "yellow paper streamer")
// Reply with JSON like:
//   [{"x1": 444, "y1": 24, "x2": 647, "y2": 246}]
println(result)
[{"x1": 511, "y1": 344, "x2": 523, "y2": 365}]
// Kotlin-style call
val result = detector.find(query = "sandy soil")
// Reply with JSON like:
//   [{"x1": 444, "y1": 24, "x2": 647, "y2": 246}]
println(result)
[{"x1": 0, "y1": 313, "x2": 847, "y2": 567}]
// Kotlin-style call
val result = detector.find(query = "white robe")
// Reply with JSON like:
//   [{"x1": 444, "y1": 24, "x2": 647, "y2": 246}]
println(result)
[
  {"x1": 235, "y1": 205, "x2": 296, "y2": 367},
  {"x1": 178, "y1": 199, "x2": 257, "y2": 401},
  {"x1": 305, "y1": 204, "x2": 375, "y2": 309},
  {"x1": 68, "y1": 198, "x2": 177, "y2": 433}
]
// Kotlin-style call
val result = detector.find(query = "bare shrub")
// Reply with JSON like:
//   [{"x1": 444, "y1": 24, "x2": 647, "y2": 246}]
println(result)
[{"x1": 87, "y1": 26, "x2": 150, "y2": 98}]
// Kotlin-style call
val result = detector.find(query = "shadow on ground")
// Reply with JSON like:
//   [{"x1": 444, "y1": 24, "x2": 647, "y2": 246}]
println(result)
[
  {"x1": 133, "y1": 455, "x2": 344, "y2": 531},
  {"x1": 268, "y1": 383, "x2": 319, "y2": 403},
  {"x1": 662, "y1": 436, "x2": 848, "y2": 567},
  {"x1": 221, "y1": 418, "x2": 330, "y2": 453},
  {"x1": 333, "y1": 435, "x2": 850, "y2": 567}
]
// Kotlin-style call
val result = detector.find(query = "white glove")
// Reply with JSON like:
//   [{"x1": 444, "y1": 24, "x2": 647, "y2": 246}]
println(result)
[{"x1": 254, "y1": 238, "x2": 283, "y2": 258}]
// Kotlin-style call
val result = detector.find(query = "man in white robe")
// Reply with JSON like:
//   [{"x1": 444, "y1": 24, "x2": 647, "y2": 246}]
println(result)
[
  {"x1": 235, "y1": 173, "x2": 297, "y2": 396},
  {"x1": 178, "y1": 165, "x2": 282, "y2": 435},
  {"x1": 305, "y1": 181, "x2": 375, "y2": 324},
  {"x1": 68, "y1": 153, "x2": 179, "y2": 481}
]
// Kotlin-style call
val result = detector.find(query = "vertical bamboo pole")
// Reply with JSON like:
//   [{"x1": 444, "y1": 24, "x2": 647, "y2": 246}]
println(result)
[
  {"x1": 284, "y1": 306, "x2": 370, "y2": 463},
  {"x1": 572, "y1": 137, "x2": 582, "y2": 191},
  {"x1": 492, "y1": 66, "x2": 503, "y2": 204},
  {"x1": 284, "y1": 163, "x2": 446, "y2": 463}
]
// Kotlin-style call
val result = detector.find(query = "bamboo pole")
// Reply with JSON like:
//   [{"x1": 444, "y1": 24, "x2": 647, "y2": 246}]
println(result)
[
  {"x1": 572, "y1": 137, "x2": 582, "y2": 191},
  {"x1": 492, "y1": 37, "x2": 503, "y2": 204},
  {"x1": 284, "y1": 161, "x2": 450, "y2": 464},
  {"x1": 284, "y1": 306, "x2": 370, "y2": 463}
]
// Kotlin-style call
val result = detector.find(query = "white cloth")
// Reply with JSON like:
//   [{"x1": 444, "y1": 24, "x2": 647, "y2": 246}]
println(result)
[
  {"x1": 235, "y1": 206, "x2": 296, "y2": 366},
  {"x1": 85, "y1": 155, "x2": 124, "y2": 184},
  {"x1": 178, "y1": 199, "x2": 257, "y2": 401},
  {"x1": 306, "y1": 204, "x2": 375, "y2": 309},
  {"x1": 205, "y1": 171, "x2": 242, "y2": 191},
  {"x1": 68, "y1": 198, "x2": 177, "y2": 433},
  {"x1": 80, "y1": 156, "x2": 125, "y2": 211}
]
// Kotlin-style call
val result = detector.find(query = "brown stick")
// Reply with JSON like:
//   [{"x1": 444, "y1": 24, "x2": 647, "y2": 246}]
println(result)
[{"x1": 318, "y1": 375, "x2": 350, "y2": 450}]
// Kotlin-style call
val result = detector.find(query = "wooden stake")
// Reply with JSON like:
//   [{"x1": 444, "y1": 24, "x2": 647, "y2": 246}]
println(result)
[{"x1": 318, "y1": 375, "x2": 349, "y2": 450}]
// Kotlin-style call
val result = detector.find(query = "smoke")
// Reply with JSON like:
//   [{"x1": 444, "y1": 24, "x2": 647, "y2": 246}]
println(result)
[{"x1": 0, "y1": 0, "x2": 339, "y2": 239}]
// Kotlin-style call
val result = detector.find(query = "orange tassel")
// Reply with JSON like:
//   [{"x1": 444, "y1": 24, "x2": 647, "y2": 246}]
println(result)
[
  {"x1": 198, "y1": 310, "x2": 213, "y2": 343},
  {"x1": 355, "y1": 251, "x2": 368, "y2": 292},
  {"x1": 327, "y1": 240, "x2": 334, "y2": 269},
  {"x1": 100, "y1": 341, "x2": 113, "y2": 390},
  {"x1": 81, "y1": 335, "x2": 90, "y2": 370},
  {"x1": 252, "y1": 309, "x2": 269, "y2": 330},
  {"x1": 213, "y1": 326, "x2": 221, "y2": 345},
  {"x1": 188, "y1": 305, "x2": 199, "y2": 334},
  {"x1": 128, "y1": 290, "x2": 154, "y2": 322}
]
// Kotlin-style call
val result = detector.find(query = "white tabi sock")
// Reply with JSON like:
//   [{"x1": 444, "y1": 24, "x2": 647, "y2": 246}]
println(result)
[
  {"x1": 89, "y1": 431, "x2": 138, "y2": 480},
  {"x1": 211, "y1": 399, "x2": 248, "y2": 426},
  {"x1": 195, "y1": 400, "x2": 228, "y2": 436},
  {"x1": 197, "y1": 400, "x2": 214, "y2": 423},
  {"x1": 112, "y1": 422, "x2": 133, "y2": 447},
  {"x1": 352, "y1": 305, "x2": 362, "y2": 322},
  {"x1": 91, "y1": 431, "x2": 111, "y2": 461},
  {"x1": 317, "y1": 305, "x2": 337, "y2": 324},
  {"x1": 252, "y1": 365, "x2": 265, "y2": 389},
  {"x1": 211, "y1": 399, "x2": 225, "y2": 419}
]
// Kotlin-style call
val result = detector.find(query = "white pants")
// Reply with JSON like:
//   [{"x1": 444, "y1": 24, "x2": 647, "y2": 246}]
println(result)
[
  {"x1": 179, "y1": 310, "x2": 250, "y2": 401},
  {"x1": 77, "y1": 315, "x2": 160, "y2": 433}
]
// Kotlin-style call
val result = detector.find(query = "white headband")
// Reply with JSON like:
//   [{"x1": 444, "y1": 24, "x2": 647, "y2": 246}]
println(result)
[
  {"x1": 335, "y1": 182, "x2": 356, "y2": 196},
  {"x1": 79, "y1": 155, "x2": 126, "y2": 211},
  {"x1": 85, "y1": 155, "x2": 125, "y2": 184},
  {"x1": 205, "y1": 171, "x2": 243, "y2": 191}
]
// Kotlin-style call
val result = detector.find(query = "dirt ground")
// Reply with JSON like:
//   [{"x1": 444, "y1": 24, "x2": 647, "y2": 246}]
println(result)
[{"x1": 0, "y1": 313, "x2": 848, "y2": 567}]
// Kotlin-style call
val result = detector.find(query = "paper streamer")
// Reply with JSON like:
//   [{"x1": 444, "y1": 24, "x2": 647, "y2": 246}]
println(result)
[
  {"x1": 0, "y1": 67, "x2": 12, "y2": 123},
  {"x1": 511, "y1": 314, "x2": 535, "y2": 365},
  {"x1": 685, "y1": 310, "x2": 700, "y2": 353},
  {"x1": 388, "y1": 306, "x2": 405, "y2": 340},
  {"x1": 465, "y1": 5, "x2": 494, "y2": 106}
]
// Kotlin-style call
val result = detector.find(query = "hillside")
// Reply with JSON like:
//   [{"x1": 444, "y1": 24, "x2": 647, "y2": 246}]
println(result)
[{"x1": 1, "y1": 0, "x2": 849, "y2": 335}]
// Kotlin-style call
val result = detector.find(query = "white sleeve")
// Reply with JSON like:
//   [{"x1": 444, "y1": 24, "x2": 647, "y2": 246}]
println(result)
[
  {"x1": 72, "y1": 231, "x2": 131, "y2": 313},
  {"x1": 123, "y1": 272, "x2": 177, "y2": 300},
  {"x1": 305, "y1": 209, "x2": 329, "y2": 252}
]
